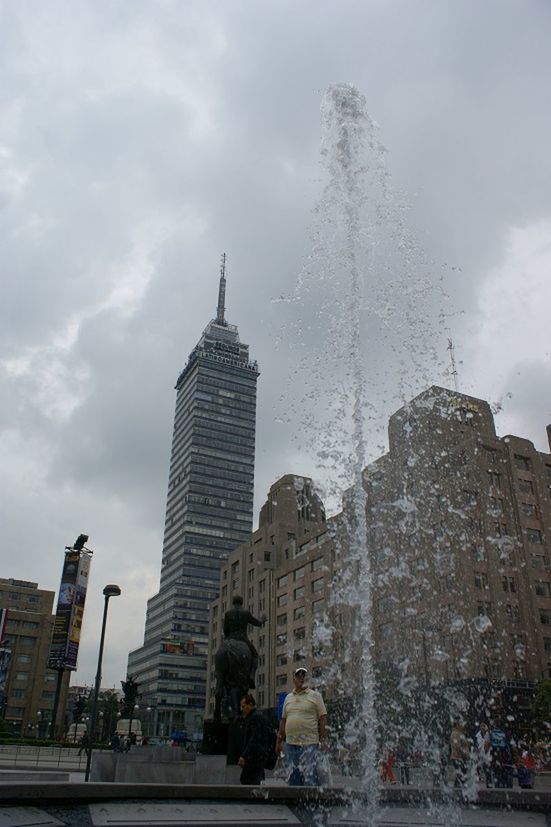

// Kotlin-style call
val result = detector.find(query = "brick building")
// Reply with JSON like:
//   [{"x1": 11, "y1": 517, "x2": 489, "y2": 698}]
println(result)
[
  {"x1": 0, "y1": 578, "x2": 69, "y2": 738},
  {"x1": 205, "y1": 475, "x2": 333, "y2": 715}
]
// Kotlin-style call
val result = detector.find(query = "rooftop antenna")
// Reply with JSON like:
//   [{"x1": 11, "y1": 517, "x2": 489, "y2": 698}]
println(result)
[
  {"x1": 216, "y1": 253, "x2": 227, "y2": 325},
  {"x1": 447, "y1": 338, "x2": 459, "y2": 392}
]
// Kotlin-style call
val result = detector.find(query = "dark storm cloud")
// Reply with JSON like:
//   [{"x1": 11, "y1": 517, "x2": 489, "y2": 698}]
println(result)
[{"x1": 1, "y1": 0, "x2": 550, "y2": 684}]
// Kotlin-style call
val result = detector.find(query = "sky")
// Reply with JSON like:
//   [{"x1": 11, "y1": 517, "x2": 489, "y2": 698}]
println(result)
[{"x1": 1, "y1": 0, "x2": 550, "y2": 690}]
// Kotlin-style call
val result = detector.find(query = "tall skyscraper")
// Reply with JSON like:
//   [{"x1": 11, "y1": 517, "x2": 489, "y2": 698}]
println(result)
[{"x1": 128, "y1": 258, "x2": 259, "y2": 736}]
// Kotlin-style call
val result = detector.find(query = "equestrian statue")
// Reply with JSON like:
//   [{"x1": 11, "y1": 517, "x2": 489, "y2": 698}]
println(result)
[{"x1": 214, "y1": 595, "x2": 266, "y2": 722}]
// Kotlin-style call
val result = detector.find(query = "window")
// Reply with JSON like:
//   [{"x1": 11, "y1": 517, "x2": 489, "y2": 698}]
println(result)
[
  {"x1": 506, "y1": 604, "x2": 520, "y2": 623},
  {"x1": 231, "y1": 561, "x2": 239, "y2": 574},
  {"x1": 11, "y1": 689, "x2": 25, "y2": 699},
  {"x1": 15, "y1": 673, "x2": 28, "y2": 681},
  {"x1": 536, "y1": 581, "x2": 551, "y2": 597},
  {"x1": 474, "y1": 572, "x2": 488, "y2": 590},
  {"x1": 293, "y1": 567, "x2": 305, "y2": 581},
  {"x1": 293, "y1": 651, "x2": 306, "y2": 663},
  {"x1": 293, "y1": 606, "x2": 305, "y2": 621},
  {"x1": 380, "y1": 624, "x2": 392, "y2": 639},
  {"x1": 247, "y1": 569, "x2": 254, "y2": 582},
  {"x1": 276, "y1": 654, "x2": 288, "y2": 667},
  {"x1": 527, "y1": 528, "x2": 543, "y2": 544},
  {"x1": 277, "y1": 613, "x2": 287, "y2": 627},
  {"x1": 540, "y1": 610, "x2": 551, "y2": 626},
  {"x1": 311, "y1": 557, "x2": 324, "y2": 571},
  {"x1": 277, "y1": 594, "x2": 288, "y2": 608},
  {"x1": 544, "y1": 638, "x2": 551, "y2": 653},
  {"x1": 521, "y1": 502, "x2": 538, "y2": 518},
  {"x1": 5, "y1": 707, "x2": 23, "y2": 717},
  {"x1": 463, "y1": 490, "x2": 479, "y2": 507},
  {"x1": 277, "y1": 575, "x2": 288, "y2": 588},
  {"x1": 22, "y1": 621, "x2": 38, "y2": 630},
  {"x1": 259, "y1": 580, "x2": 265, "y2": 594},
  {"x1": 294, "y1": 627, "x2": 306, "y2": 641},
  {"x1": 518, "y1": 479, "x2": 534, "y2": 495},
  {"x1": 502, "y1": 576, "x2": 516, "y2": 593},
  {"x1": 312, "y1": 578, "x2": 324, "y2": 594},
  {"x1": 488, "y1": 497, "x2": 504, "y2": 515},
  {"x1": 276, "y1": 632, "x2": 287, "y2": 646},
  {"x1": 472, "y1": 545, "x2": 486, "y2": 563},
  {"x1": 487, "y1": 471, "x2": 502, "y2": 491},
  {"x1": 17, "y1": 655, "x2": 31, "y2": 664},
  {"x1": 477, "y1": 602, "x2": 492, "y2": 616},
  {"x1": 532, "y1": 554, "x2": 546, "y2": 569},
  {"x1": 494, "y1": 522, "x2": 508, "y2": 537},
  {"x1": 41, "y1": 691, "x2": 55, "y2": 700},
  {"x1": 276, "y1": 675, "x2": 287, "y2": 687},
  {"x1": 294, "y1": 586, "x2": 305, "y2": 600},
  {"x1": 312, "y1": 599, "x2": 324, "y2": 615},
  {"x1": 514, "y1": 454, "x2": 531, "y2": 471}
]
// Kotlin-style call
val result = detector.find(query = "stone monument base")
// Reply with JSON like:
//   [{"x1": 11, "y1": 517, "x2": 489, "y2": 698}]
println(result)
[{"x1": 201, "y1": 719, "x2": 245, "y2": 765}]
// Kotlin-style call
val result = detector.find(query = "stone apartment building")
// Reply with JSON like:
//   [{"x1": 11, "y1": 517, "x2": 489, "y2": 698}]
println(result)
[
  {"x1": 0, "y1": 578, "x2": 69, "y2": 737},
  {"x1": 333, "y1": 385, "x2": 551, "y2": 695},
  {"x1": 205, "y1": 474, "x2": 334, "y2": 715}
]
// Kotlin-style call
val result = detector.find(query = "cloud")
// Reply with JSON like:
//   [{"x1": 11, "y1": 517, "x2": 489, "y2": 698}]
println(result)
[{"x1": 0, "y1": 0, "x2": 550, "y2": 688}]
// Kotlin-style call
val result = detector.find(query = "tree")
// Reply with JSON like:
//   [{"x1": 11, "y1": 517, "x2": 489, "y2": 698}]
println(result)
[{"x1": 532, "y1": 680, "x2": 551, "y2": 735}]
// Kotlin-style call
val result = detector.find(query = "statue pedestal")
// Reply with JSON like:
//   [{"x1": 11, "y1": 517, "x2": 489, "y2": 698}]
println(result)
[{"x1": 201, "y1": 719, "x2": 245, "y2": 765}]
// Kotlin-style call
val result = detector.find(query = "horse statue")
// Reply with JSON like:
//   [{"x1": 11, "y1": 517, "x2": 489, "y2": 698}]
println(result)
[
  {"x1": 213, "y1": 638, "x2": 254, "y2": 722},
  {"x1": 213, "y1": 594, "x2": 265, "y2": 722}
]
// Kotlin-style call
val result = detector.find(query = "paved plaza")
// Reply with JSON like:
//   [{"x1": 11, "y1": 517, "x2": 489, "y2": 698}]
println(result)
[{"x1": 0, "y1": 800, "x2": 549, "y2": 826}]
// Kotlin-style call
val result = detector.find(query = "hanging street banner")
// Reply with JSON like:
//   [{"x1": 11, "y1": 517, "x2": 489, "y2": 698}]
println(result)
[{"x1": 48, "y1": 550, "x2": 92, "y2": 671}]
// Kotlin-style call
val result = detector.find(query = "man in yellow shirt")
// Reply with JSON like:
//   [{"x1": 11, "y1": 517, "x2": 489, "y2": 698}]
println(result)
[{"x1": 276, "y1": 667, "x2": 328, "y2": 786}]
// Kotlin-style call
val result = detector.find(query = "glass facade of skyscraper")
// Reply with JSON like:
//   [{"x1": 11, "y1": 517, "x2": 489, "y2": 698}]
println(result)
[{"x1": 127, "y1": 270, "x2": 259, "y2": 736}]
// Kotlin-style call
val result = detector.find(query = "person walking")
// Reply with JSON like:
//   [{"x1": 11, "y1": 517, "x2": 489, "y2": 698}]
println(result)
[
  {"x1": 78, "y1": 732, "x2": 90, "y2": 757},
  {"x1": 276, "y1": 667, "x2": 328, "y2": 786},
  {"x1": 237, "y1": 694, "x2": 270, "y2": 785},
  {"x1": 450, "y1": 720, "x2": 470, "y2": 788},
  {"x1": 475, "y1": 722, "x2": 491, "y2": 787}
]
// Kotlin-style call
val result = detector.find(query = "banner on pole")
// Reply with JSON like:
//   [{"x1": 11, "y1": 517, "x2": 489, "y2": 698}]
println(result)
[{"x1": 48, "y1": 550, "x2": 92, "y2": 671}]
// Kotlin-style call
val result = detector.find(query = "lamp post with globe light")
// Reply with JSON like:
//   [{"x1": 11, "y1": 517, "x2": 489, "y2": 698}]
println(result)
[{"x1": 84, "y1": 584, "x2": 121, "y2": 782}]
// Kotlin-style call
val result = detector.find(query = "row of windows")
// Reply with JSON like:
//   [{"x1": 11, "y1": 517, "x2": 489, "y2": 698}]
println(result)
[
  {"x1": 0, "y1": 592, "x2": 40, "y2": 604},
  {"x1": 276, "y1": 558, "x2": 325, "y2": 588},
  {"x1": 276, "y1": 579, "x2": 325, "y2": 606}
]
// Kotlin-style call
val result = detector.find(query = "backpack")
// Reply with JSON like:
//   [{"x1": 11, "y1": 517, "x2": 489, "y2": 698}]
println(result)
[{"x1": 264, "y1": 728, "x2": 278, "y2": 770}]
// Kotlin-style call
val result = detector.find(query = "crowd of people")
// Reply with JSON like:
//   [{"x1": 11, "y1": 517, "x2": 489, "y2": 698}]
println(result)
[{"x1": 375, "y1": 721, "x2": 545, "y2": 790}]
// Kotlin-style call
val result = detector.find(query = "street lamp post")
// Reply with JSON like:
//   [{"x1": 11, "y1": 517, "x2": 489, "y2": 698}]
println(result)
[{"x1": 84, "y1": 584, "x2": 121, "y2": 782}]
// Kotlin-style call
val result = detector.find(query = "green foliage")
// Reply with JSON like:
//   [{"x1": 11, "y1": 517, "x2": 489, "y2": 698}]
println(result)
[{"x1": 532, "y1": 680, "x2": 551, "y2": 733}]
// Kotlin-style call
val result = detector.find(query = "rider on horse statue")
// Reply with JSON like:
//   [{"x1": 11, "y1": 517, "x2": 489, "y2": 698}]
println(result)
[{"x1": 223, "y1": 595, "x2": 265, "y2": 689}]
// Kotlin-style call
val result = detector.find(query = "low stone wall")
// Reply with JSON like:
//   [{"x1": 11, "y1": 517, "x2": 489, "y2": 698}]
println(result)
[{"x1": 90, "y1": 748, "x2": 241, "y2": 785}]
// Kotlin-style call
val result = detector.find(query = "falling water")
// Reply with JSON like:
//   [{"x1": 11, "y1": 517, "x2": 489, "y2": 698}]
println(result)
[{"x1": 279, "y1": 84, "x2": 463, "y2": 823}]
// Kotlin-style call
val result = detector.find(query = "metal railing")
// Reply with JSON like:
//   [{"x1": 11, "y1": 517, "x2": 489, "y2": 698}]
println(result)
[{"x1": 0, "y1": 744, "x2": 88, "y2": 770}]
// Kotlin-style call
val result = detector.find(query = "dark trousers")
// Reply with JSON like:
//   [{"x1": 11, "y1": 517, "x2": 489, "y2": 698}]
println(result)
[{"x1": 240, "y1": 763, "x2": 265, "y2": 785}]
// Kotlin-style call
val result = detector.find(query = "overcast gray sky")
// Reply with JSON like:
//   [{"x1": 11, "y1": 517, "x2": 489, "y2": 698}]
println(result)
[{"x1": 1, "y1": 0, "x2": 550, "y2": 689}]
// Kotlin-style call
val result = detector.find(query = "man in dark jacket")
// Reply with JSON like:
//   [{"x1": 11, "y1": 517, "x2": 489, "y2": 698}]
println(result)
[{"x1": 238, "y1": 694, "x2": 269, "y2": 785}]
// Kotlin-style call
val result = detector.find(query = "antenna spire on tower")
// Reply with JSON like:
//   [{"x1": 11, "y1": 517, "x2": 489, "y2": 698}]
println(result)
[
  {"x1": 447, "y1": 338, "x2": 459, "y2": 392},
  {"x1": 216, "y1": 253, "x2": 227, "y2": 325}
]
